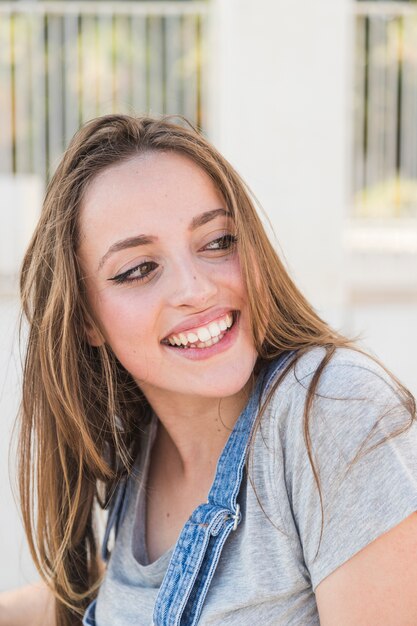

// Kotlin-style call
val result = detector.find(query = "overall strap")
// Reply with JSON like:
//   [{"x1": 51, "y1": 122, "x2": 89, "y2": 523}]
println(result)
[
  {"x1": 100, "y1": 412, "x2": 155, "y2": 562},
  {"x1": 101, "y1": 477, "x2": 129, "y2": 562},
  {"x1": 153, "y1": 350, "x2": 296, "y2": 626}
]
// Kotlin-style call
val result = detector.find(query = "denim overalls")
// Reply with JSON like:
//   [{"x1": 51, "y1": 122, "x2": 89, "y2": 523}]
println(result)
[{"x1": 83, "y1": 350, "x2": 295, "y2": 626}]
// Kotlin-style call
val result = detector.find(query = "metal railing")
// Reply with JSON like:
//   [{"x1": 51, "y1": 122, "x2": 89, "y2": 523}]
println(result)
[
  {"x1": 352, "y1": 1, "x2": 417, "y2": 218},
  {"x1": 0, "y1": 1, "x2": 209, "y2": 183},
  {"x1": 3, "y1": 0, "x2": 416, "y2": 223}
]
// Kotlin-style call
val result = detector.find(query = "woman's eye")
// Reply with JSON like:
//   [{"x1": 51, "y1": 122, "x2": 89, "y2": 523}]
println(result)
[
  {"x1": 109, "y1": 261, "x2": 158, "y2": 285},
  {"x1": 204, "y1": 234, "x2": 238, "y2": 251}
]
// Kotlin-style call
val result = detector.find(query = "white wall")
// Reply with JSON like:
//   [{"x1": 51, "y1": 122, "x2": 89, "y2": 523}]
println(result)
[
  {"x1": 0, "y1": 176, "x2": 42, "y2": 590},
  {"x1": 209, "y1": 0, "x2": 351, "y2": 328},
  {"x1": 208, "y1": 0, "x2": 417, "y2": 399},
  {"x1": 346, "y1": 300, "x2": 417, "y2": 399},
  {"x1": 345, "y1": 230, "x2": 417, "y2": 398},
  {"x1": 0, "y1": 176, "x2": 42, "y2": 278},
  {"x1": 0, "y1": 297, "x2": 38, "y2": 590}
]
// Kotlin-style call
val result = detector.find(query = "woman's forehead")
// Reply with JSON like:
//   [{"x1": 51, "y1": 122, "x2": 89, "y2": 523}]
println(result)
[
  {"x1": 81, "y1": 151, "x2": 223, "y2": 218},
  {"x1": 77, "y1": 151, "x2": 228, "y2": 257}
]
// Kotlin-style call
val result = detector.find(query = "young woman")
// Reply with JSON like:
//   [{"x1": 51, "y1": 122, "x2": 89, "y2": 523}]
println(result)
[{"x1": 2, "y1": 114, "x2": 417, "y2": 626}]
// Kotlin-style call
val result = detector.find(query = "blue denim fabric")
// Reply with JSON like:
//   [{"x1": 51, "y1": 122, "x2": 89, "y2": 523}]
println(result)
[
  {"x1": 83, "y1": 599, "x2": 97, "y2": 626},
  {"x1": 83, "y1": 351, "x2": 295, "y2": 626}
]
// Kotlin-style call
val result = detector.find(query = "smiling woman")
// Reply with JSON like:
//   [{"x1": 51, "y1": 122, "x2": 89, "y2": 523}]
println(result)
[
  {"x1": 4, "y1": 115, "x2": 417, "y2": 626},
  {"x1": 78, "y1": 151, "x2": 258, "y2": 398}
]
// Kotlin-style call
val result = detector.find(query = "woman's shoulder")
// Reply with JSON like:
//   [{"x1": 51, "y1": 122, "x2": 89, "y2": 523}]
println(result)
[
  {"x1": 267, "y1": 344, "x2": 405, "y2": 405},
  {"x1": 261, "y1": 347, "x2": 417, "y2": 595},
  {"x1": 263, "y1": 345, "x2": 413, "y2": 454}
]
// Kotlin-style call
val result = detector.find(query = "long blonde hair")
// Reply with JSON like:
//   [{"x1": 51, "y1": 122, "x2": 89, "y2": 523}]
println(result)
[{"x1": 18, "y1": 114, "x2": 416, "y2": 625}]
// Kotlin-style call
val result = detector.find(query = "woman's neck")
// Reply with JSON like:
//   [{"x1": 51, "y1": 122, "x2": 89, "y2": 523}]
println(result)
[{"x1": 145, "y1": 377, "x2": 255, "y2": 478}]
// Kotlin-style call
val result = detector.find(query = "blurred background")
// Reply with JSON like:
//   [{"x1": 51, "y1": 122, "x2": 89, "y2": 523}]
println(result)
[{"x1": 1, "y1": 0, "x2": 417, "y2": 589}]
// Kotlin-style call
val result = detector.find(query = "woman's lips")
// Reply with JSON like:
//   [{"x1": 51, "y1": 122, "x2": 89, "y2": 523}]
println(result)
[
  {"x1": 161, "y1": 310, "x2": 236, "y2": 345},
  {"x1": 161, "y1": 307, "x2": 236, "y2": 341},
  {"x1": 161, "y1": 312, "x2": 240, "y2": 361}
]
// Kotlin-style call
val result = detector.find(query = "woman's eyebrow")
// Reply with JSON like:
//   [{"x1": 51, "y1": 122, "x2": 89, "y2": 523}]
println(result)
[
  {"x1": 190, "y1": 208, "x2": 231, "y2": 230},
  {"x1": 97, "y1": 208, "x2": 232, "y2": 271}
]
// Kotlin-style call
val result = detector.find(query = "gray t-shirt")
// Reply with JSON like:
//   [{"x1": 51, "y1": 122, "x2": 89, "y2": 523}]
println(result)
[{"x1": 95, "y1": 346, "x2": 417, "y2": 625}]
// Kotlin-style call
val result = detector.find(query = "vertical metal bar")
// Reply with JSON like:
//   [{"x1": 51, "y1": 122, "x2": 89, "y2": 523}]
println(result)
[
  {"x1": 201, "y1": 3, "x2": 215, "y2": 137},
  {"x1": 400, "y1": 14, "x2": 415, "y2": 188},
  {"x1": 14, "y1": 13, "x2": 32, "y2": 173},
  {"x1": 165, "y1": 15, "x2": 182, "y2": 116},
  {"x1": 126, "y1": 11, "x2": 134, "y2": 112},
  {"x1": 365, "y1": 16, "x2": 385, "y2": 195},
  {"x1": 63, "y1": 12, "x2": 80, "y2": 145},
  {"x1": 352, "y1": 15, "x2": 367, "y2": 217},
  {"x1": 400, "y1": 14, "x2": 409, "y2": 183},
  {"x1": 181, "y1": 14, "x2": 198, "y2": 126},
  {"x1": 148, "y1": 15, "x2": 163, "y2": 115},
  {"x1": 97, "y1": 13, "x2": 113, "y2": 115},
  {"x1": 195, "y1": 13, "x2": 204, "y2": 130},
  {"x1": 384, "y1": 17, "x2": 399, "y2": 188},
  {"x1": 393, "y1": 16, "x2": 403, "y2": 217},
  {"x1": 408, "y1": 15, "x2": 417, "y2": 184},
  {"x1": 80, "y1": 12, "x2": 98, "y2": 123},
  {"x1": 130, "y1": 14, "x2": 147, "y2": 115},
  {"x1": 46, "y1": 13, "x2": 64, "y2": 174},
  {"x1": 113, "y1": 14, "x2": 131, "y2": 114},
  {"x1": 30, "y1": 11, "x2": 47, "y2": 182},
  {"x1": 0, "y1": 11, "x2": 13, "y2": 174}
]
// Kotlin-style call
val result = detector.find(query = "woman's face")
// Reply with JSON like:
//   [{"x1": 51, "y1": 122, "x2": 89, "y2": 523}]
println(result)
[{"x1": 78, "y1": 151, "x2": 258, "y2": 405}]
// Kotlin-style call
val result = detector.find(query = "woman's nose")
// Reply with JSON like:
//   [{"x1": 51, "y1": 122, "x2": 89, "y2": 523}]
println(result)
[{"x1": 166, "y1": 257, "x2": 219, "y2": 309}]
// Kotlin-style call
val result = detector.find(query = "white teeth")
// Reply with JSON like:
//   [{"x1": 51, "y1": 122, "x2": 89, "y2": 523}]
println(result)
[
  {"x1": 167, "y1": 331, "x2": 226, "y2": 350},
  {"x1": 164, "y1": 312, "x2": 236, "y2": 347},
  {"x1": 218, "y1": 319, "x2": 227, "y2": 331},
  {"x1": 197, "y1": 327, "x2": 211, "y2": 342},
  {"x1": 208, "y1": 321, "x2": 221, "y2": 337},
  {"x1": 196, "y1": 338, "x2": 214, "y2": 348},
  {"x1": 178, "y1": 333, "x2": 188, "y2": 346}
]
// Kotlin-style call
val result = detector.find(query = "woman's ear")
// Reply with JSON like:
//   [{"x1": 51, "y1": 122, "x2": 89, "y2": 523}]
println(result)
[
  {"x1": 85, "y1": 323, "x2": 105, "y2": 347},
  {"x1": 83, "y1": 311, "x2": 105, "y2": 347}
]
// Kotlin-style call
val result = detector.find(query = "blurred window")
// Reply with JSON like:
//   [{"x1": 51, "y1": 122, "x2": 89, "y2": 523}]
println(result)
[
  {"x1": 0, "y1": 0, "x2": 208, "y2": 185},
  {"x1": 353, "y1": 0, "x2": 417, "y2": 219}
]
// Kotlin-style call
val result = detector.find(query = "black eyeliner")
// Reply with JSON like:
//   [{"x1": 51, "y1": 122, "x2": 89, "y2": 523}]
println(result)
[{"x1": 108, "y1": 263, "x2": 149, "y2": 284}]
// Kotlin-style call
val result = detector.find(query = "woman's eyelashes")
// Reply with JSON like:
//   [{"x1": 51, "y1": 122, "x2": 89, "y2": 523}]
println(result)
[
  {"x1": 109, "y1": 260, "x2": 158, "y2": 285},
  {"x1": 204, "y1": 233, "x2": 237, "y2": 251},
  {"x1": 108, "y1": 233, "x2": 238, "y2": 286}
]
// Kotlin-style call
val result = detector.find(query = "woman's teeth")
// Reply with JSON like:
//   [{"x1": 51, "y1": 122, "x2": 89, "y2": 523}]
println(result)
[{"x1": 164, "y1": 311, "x2": 235, "y2": 349}]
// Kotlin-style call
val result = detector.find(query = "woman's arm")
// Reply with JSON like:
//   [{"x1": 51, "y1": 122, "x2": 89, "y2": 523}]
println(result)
[
  {"x1": 316, "y1": 511, "x2": 417, "y2": 625},
  {"x1": 0, "y1": 581, "x2": 55, "y2": 626}
]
